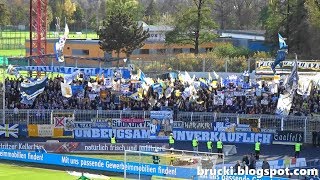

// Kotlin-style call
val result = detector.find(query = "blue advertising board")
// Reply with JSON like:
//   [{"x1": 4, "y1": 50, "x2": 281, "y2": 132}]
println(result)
[
  {"x1": 0, "y1": 149, "x2": 289, "y2": 180},
  {"x1": 74, "y1": 128, "x2": 273, "y2": 144},
  {"x1": 0, "y1": 149, "x2": 194, "y2": 179}
]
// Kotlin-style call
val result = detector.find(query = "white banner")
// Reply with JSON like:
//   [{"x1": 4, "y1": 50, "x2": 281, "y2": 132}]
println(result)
[
  {"x1": 61, "y1": 82, "x2": 72, "y2": 98},
  {"x1": 257, "y1": 60, "x2": 320, "y2": 70},
  {"x1": 297, "y1": 79, "x2": 312, "y2": 96},
  {"x1": 38, "y1": 125, "x2": 53, "y2": 137}
]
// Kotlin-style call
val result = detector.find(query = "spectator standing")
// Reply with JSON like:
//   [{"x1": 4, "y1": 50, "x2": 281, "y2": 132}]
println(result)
[{"x1": 313, "y1": 131, "x2": 318, "y2": 147}]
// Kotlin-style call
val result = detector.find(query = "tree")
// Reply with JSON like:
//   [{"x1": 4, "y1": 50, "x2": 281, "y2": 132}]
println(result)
[
  {"x1": 305, "y1": 0, "x2": 320, "y2": 28},
  {"x1": 106, "y1": 0, "x2": 144, "y2": 21},
  {"x1": 97, "y1": 9, "x2": 149, "y2": 66},
  {"x1": 63, "y1": 0, "x2": 76, "y2": 23},
  {"x1": 0, "y1": 2, "x2": 10, "y2": 26},
  {"x1": 73, "y1": 4, "x2": 84, "y2": 31},
  {"x1": 144, "y1": 0, "x2": 157, "y2": 24},
  {"x1": 122, "y1": 20, "x2": 149, "y2": 60},
  {"x1": 165, "y1": 0, "x2": 217, "y2": 55}
]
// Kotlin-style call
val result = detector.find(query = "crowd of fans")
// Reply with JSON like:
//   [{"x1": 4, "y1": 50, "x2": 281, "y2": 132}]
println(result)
[{"x1": 4, "y1": 75, "x2": 320, "y2": 116}]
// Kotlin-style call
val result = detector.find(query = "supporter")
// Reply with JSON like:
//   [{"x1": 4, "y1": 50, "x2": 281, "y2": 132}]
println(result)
[
  {"x1": 3, "y1": 76, "x2": 320, "y2": 116},
  {"x1": 234, "y1": 161, "x2": 241, "y2": 173},
  {"x1": 242, "y1": 155, "x2": 249, "y2": 166}
]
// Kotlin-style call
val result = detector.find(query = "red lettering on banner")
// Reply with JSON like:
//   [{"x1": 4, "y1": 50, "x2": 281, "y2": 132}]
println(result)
[{"x1": 121, "y1": 118, "x2": 144, "y2": 123}]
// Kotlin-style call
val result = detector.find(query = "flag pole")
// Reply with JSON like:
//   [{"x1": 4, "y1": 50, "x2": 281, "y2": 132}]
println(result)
[{"x1": 2, "y1": 57, "x2": 5, "y2": 124}]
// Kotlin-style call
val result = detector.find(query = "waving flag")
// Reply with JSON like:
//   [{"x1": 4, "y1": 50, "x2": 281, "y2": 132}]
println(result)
[
  {"x1": 271, "y1": 50, "x2": 287, "y2": 73},
  {"x1": 54, "y1": 24, "x2": 69, "y2": 62},
  {"x1": 285, "y1": 59, "x2": 299, "y2": 93},
  {"x1": 20, "y1": 77, "x2": 48, "y2": 100},
  {"x1": 6, "y1": 65, "x2": 20, "y2": 78},
  {"x1": 276, "y1": 93, "x2": 293, "y2": 116},
  {"x1": 278, "y1": 33, "x2": 288, "y2": 50},
  {"x1": 64, "y1": 70, "x2": 79, "y2": 84}
]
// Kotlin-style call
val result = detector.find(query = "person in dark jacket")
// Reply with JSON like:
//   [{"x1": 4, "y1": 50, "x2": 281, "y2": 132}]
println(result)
[
  {"x1": 242, "y1": 155, "x2": 249, "y2": 166},
  {"x1": 234, "y1": 161, "x2": 241, "y2": 173},
  {"x1": 318, "y1": 131, "x2": 320, "y2": 147},
  {"x1": 262, "y1": 159, "x2": 270, "y2": 170},
  {"x1": 249, "y1": 153, "x2": 256, "y2": 169},
  {"x1": 262, "y1": 159, "x2": 270, "y2": 176},
  {"x1": 312, "y1": 131, "x2": 317, "y2": 146}
]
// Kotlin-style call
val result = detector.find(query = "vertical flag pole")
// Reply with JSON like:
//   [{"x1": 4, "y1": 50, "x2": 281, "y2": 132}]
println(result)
[{"x1": 2, "y1": 57, "x2": 5, "y2": 124}]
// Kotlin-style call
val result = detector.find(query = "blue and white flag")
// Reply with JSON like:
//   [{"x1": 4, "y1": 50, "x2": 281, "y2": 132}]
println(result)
[
  {"x1": 152, "y1": 83, "x2": 163, "y2": 98},
  {"x1": 286, "y1": 60, "x2": 299, "y2": 92},
  {"x1": 6, "y1": 65, "x2": 20, "y2": 78},
  {"x1": 271, "y1": 50, "x2": 287, "y2": 73},
  {"x1": 71, "y1": 85, "x2": 84, "y2": 95},
  {"x1": 21, "y1": 96, "x2": 36, "y2": 105},
  {"x1": 54, "y1": 24, "x2": 69, "y2": 62},
  {"x1": 278, "y1": 33, "x2": 288, "y2": 50},
  {"x1": 0, "y1": 124, "x2": 19, "y2": 138},
  {"x1": 64, "y1": 70, "x2": 79, "y2": 84},
  {"x1": 121, "y1": 84, "x2": 130, "y2": 94},
  {"x1": 20, "y1": 76, "x2": 48, "y2": 100}
]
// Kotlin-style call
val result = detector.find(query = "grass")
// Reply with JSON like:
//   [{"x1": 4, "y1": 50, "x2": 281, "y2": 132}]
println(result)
[
  {"x1": 0, "y1": 49, "x2": 26, "y2": 57},
  {"x1": 0, "y1": 31, "x2": 98, "y2": 57},
  {"x1": 0, "y1": 163, "x2": 128, "y2": 180}
]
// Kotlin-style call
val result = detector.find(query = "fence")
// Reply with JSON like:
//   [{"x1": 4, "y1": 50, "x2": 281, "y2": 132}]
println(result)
[{"x1": 2, "y1": 109, "x2": 319, "y2": 144}]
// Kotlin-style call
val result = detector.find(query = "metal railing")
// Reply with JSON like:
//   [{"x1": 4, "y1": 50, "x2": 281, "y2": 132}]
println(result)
[{"x1": 2, "y1": 109, "x2": 319, "y2": 144}]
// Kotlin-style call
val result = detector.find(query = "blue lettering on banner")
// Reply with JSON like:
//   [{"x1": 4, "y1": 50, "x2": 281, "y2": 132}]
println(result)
[
  {"x1": 15, "y1": 66, "x2": 131, "y2": 79},
  {"x1": 150, "y1": 111, "x2": 173, "y2": 120},
  {"x1": 74, "y1": 128, "x2": 272, "y2": 144},
  {"x1": 173, "y1": 130, "x2": 273, "y2": 144},
  {"x1": 0, "y1": 149, "x2": 194, "y2": 179}
]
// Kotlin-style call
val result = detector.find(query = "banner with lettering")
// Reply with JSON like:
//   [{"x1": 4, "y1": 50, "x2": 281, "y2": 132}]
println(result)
[
  {"x1": 150, "y1": 111, "x2": 173, "y2": 137},
  {"x1": 38, "y1": 125, "x2": 53, "y2": 137},
  {"x1": 0, "y1": 141, "x2": 168, "y2": 154},
  {"x1": 74, "y1": 128, "x2": 273, "y2": 144}
]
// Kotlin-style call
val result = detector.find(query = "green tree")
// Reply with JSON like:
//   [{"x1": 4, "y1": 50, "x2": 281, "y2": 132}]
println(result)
[
  {"x1": 63, "y1": 0, "x2": 76, "y2": 23},
  {"x1": 165, "y1": 0, "x2": 217, "y2": 55},
  {"x1": 305, "y1": 0, "x2": 320, "y2": 28},
  {"x1": 73, "y1": 4, "x2": 85, "y2": 31},
  {"x1": 106, "y1": 0, "x2": 143, "y2": 21},
  {"x1": 144, "y1": 0, "x2": 157, "y2": 24},
  {"x1": 0, "y1": 3, "x2": 10, "y2": 26},
  {"x1": 97, "y1": 9, "x2": 149, "y2": 66}
]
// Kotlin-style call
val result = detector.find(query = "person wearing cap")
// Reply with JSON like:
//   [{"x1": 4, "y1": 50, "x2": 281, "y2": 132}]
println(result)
[
  {"x1": 169, "y1": 133, "x2": 175, "y2": 149},
  {"x1": 217, "y1": 139, "x2": 223, "y2": 158},
  {"x1": 152, "y1": 149, "x2": 160, "y2": 164},
  {"x1": 255, "y1": 141, "x2": 261, "y2": 160}
]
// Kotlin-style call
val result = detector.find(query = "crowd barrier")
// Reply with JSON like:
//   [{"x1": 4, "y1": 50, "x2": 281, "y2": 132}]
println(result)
[{"x1": 0, "y1": 109, "x2": 318, "y2": 144}]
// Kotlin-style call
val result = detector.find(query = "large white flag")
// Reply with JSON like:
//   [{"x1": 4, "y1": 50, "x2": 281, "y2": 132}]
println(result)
[
  {"x1": 61, "y1": 82, "x2": 72, "y2": 98},
  {"x1": 297, "y1": 79, "x2": 312, "y2": 96},
  {"x1": 276, "y1": 93, "x2": 293, "y2": 116}
]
